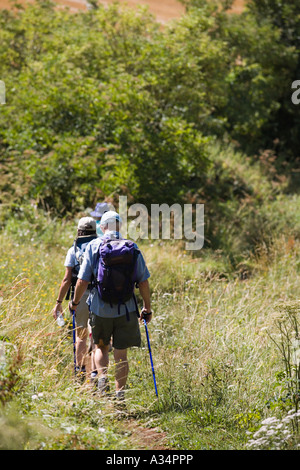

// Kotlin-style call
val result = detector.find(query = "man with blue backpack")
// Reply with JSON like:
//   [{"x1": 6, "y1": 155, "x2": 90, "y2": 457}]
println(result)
[
  {"x1": 53, "y1": 217, "x2": 98, "y2": 378},
  {"x1": 68, "y1": 210, "x2": 152, "y2": 400}
]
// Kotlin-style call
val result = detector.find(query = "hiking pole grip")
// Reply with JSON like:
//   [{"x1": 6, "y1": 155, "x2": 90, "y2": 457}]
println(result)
[{"x1": 143, "y1": 319, "x2": 158, "y2": 398}]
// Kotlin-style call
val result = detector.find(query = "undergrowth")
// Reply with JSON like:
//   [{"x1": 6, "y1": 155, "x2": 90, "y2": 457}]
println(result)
[{"x1": 0, "y1": 231, "x2": 300, "y2": 449}]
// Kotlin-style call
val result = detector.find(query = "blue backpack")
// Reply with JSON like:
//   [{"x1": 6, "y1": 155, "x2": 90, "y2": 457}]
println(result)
[{"x1": 96, "y1": 238, "x2": 140, "y2": 319}]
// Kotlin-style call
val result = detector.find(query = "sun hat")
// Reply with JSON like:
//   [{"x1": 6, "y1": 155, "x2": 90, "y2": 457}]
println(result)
[
  {"x1": 77, "y1": 217, "x2": 96, "y2": 234},
  {"x1": 90, "y1": 202, "x2": 110, "y2": 218},
  {"x1": 100, "y1": 210, "x2": 122, "y2": 226}
]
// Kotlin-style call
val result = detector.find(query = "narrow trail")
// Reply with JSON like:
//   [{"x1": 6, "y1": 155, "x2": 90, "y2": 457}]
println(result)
[{"x1": 123, "y1": 419, "x2": 171, "y2": 450}]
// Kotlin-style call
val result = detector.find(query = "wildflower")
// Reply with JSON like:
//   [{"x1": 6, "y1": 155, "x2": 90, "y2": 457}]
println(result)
[
  {"x1": 261, "y1": 417, "x2": 279, "y2": 425},
  {"x1": 246, "y1": 409, "x2": 299, "y2": 450}
]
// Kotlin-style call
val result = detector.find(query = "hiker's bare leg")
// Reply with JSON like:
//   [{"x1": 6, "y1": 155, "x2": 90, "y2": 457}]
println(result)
[
  {"x1": 76, "y1": 327, "x2": 88, "y2": 367},
  {"x1": 95, "y1": 341, "x2": 110, "y2": 377},
  {"x1": 87, "y1": 323, "x2": 97, "y2": 374},
  {"x1": 90, "y1": 346, "x2": 96, "y2": 373},
  {"x1": 114, "y1": 348, "x2": 128, "y2": 391}
]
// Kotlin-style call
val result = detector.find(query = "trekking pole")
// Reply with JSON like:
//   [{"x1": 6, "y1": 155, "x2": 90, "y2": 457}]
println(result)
[
  {"x1": 143, "y1": 318, "x2": 158, "y2": 398},
  {"x1": 72, "y1": 309, "x2": 77, "y2": 376}
]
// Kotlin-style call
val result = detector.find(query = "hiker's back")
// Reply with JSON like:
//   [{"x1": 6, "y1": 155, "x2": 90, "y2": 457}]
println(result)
[
  {"x1": 65, "y1": 235, "x2": 97, "y2": 299},
  {"x1": 76, "y1": 217, "x2": 150, "y2": 320},
  {"x1": 96, "y1": 237, "x2": 139, "y2": 316}
]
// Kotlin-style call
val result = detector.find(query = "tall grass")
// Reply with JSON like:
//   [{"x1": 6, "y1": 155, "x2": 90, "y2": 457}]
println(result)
[{"x1": 0, "y1": 229, "x2": 299, "y2": 449}]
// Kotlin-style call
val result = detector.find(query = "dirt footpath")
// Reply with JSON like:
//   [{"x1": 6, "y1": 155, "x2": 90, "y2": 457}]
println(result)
[{"x1": 0, "y1": 0, "x2": 244, "y2": 20}]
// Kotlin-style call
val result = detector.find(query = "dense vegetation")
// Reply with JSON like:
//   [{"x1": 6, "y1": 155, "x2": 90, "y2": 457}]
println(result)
[
  {"x1": 0, "y1": 0, "x2": 300, "y2": 451},
  {"x1": 1, "y1": 231, "x2": 300, "y2": 450},
  {"x1": 0, "y1": 0, "x2": 299, "y2": 262}
]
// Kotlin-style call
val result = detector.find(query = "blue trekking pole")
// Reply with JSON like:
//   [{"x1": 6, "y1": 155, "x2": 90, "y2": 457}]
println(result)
[
  {"x1": 72, "y1": 310, "x2": 77, "y2": 376},
  {"x1": 143, "y1": 318, "x2": 158, "y2": 398}
]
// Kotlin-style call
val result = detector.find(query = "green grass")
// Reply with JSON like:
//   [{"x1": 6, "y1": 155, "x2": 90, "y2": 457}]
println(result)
[{"x1": 0, "y1": 231, "x2": 300, "y2": 450}]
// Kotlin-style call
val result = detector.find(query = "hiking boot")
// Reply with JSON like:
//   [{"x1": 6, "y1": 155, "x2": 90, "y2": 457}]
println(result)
[
  {"x1": 115, "y1": 390, "x2": 125, "y2": 400},
  {"x1": 88, "y1": 370, "x2": 98, "y2": 387},
  {"x1": 114, "y1": 390, "x2": 127, "y2": 411},
  {"x1": 90, "y1": 370, "x2": 98, "y2": 380},
  {"x1": 97, "y1": 376, "x2": 110, "y2": 396}
]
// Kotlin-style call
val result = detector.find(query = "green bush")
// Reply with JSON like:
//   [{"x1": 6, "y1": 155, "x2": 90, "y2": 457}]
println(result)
[{"x1": 0, "y1": 0, "x2": 299, "y2": 261}]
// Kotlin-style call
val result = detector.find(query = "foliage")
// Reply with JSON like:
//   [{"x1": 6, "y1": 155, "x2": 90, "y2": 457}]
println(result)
[
  {"x1": 1, "y1": 0, "x2": 300, "y2": 451},
  {"x1": 182, "y1": 0, "x2": 299, "y2": 159},
  {"x1": 0, "y1": 341, "x2": 23, "y2": 406},
  {"x1": 0, "y1": 0, "x2": 299, "y2": 250},
  {"x1": 267, "y1": 302, "x2": 300, "y2": 420},
  {"x1": 0, "y1": 1, "x2": 211, "y2": 215},
  {"x1": 246, "y1": 410, "x2": 300, "y2": 450}
]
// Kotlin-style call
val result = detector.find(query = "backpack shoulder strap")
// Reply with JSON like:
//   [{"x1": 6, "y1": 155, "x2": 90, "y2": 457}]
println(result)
[{"x1": 74, "y1": 239, "x2": 80, "y2": 261}]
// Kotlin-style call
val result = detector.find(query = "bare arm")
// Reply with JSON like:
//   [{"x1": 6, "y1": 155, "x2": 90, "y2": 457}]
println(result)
[
  {"x1": 69, "y1": 278, "x2": 89, "y2": 312},
  {"x1": 53, "y1": 267, "x2": 72, "y2": 319}
]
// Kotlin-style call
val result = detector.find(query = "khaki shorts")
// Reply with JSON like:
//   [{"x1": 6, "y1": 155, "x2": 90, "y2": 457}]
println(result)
[
  {"x1": 74, "y1": 292, "x2": 90, "y2": 329},
  {"x1": 90, "y1": 312, "x2": 141, "y2": 350}
]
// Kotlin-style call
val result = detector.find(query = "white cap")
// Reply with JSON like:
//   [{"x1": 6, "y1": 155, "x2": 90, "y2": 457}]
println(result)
[{"x1": 100, "y1": 211, "x2": 122, "y2": 226}]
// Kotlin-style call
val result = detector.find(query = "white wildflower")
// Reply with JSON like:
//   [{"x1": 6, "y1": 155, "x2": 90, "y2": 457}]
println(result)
[
  {"x1": 246, "y1": 409, "x2": 299, "y2": 450},
  {"x1": 261, "y1": 417, "x2": 279, "y2": 425}
]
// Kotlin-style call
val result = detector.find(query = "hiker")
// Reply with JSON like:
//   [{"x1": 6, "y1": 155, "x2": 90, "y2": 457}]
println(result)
[
  {"x1": 68, "y1": 210, "x2": 152, "y2": 400},
  {"x1": 53, "y1": 217, "x2": 98, "y2": 378},
  {"x1": 90, "y1": 202, "x2": 110, "y2": 237}
]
